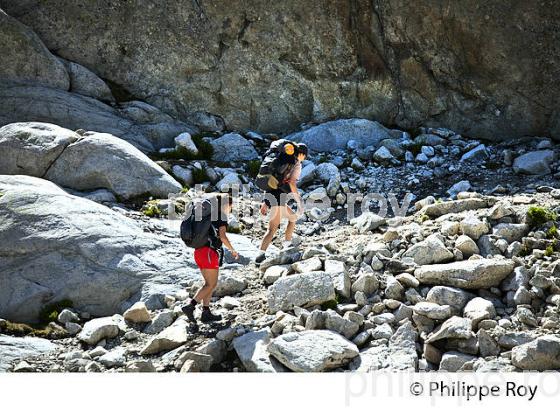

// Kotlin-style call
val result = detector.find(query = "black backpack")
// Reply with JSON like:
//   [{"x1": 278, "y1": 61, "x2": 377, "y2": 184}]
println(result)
[
  {"x1": 255, "y1": 139, "x2": 296, "y2": 192},
  {"x1": 180, "y1": 198, "x2": 216, "y2": 249}
]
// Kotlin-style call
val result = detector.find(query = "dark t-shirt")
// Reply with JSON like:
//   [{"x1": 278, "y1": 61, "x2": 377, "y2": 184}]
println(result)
[{"x1": 209, "y1": 212, "x2": 228, "y2": 249}]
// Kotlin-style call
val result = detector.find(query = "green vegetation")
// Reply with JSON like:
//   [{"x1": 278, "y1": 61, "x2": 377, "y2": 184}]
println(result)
[
  {"x1": 38, "y1": 299, "x2": 73, "y2": 324},
  {"x1": 142, "y1": 201, "x2": 161, "y2": 217},
  {"x1": 518, "y1": 245, "x2": 532, "y2": 257},
  {"x1": 247, "y1": 160, "x2": 262, "y2": 178},
  {"x1": 192, "y1": 167, "x2": 209, "y2": 184},
  {"x1": 546, "y1": 225, "x2": 559, "y2": 239},
  {"x1": 192, "y1": 134, "x2": 214, "y2": 160},
  {"x1": 0, "y1": 320, "x2": 68, "y2": 339},
  {"x1": 150, "y1": 134, "x2": 214, "y2": 161},
  {"x1": 227, "y1": 224, "x2": 242, "y2": 234},
  {"x1": 151, "y1": 146, "x2": 195, "y2": 161},
  {"x1": 484, "y1": 160, "x2": 502, "y2": 170},
  {"x1": 407, "y1": 141, "x2": 424, "y2": 156},
  {"x1": 527, "y1": 206, "x2": 557, "y2": 227},
  {"x1": 545, "y1": 245, "x2": 554, "y2": 257},
  {"x1": 321, "y1": 294, "x2": 341, "y2": 310},
  {"x1": 181, "y1": 186, "x2": 190, "y2": 194},
  {"x1": 321, "y1": 299, "x2": 338, "y2": 310},
  {"x1": 420, "y1": 214, "x2": 430, "y2": 223}
]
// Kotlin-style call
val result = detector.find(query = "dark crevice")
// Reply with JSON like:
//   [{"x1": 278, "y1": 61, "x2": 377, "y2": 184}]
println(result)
[
  {"x1": 41, "y1": 138, "x2": 80, "y2": 179},
  {"x1": 237, "y1": 15, "x2": 252, "y2": 43},
  {"x1": 192, "y1": 0, "x2": 208, "y2": 21},
  {"x1": 348, "y1": 0, "x2": 389, "y2": 80},
  {"x1": 371, "y1": 0, "x2": 403, "y2": 124},
  {"x1": 249, "y1": 97, "x2": 257, "y2": 129},
  {"x1": 105, "y1": 79, "x2": 137, "y2": 103},
  {"x1": 214, "y1": 38, "x2": 228, "y2": 68}
]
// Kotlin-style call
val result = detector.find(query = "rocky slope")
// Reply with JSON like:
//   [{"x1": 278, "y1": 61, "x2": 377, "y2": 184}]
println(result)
[
  {"x1": 1, "y1": 1, "x2": 559, "y2": 374},
  {"x1": 1, "y1": 1, "x2": 559, "y2": 139},
  {"x1": 1, "y1": 118, "x2": 560, "y2": 373}
]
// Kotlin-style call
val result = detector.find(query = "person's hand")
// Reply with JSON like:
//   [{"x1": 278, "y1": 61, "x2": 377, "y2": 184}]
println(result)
[
  {"x1": 231, "y1": 250, "x2": 239, "y2": 259},
  {"x1": 296, "y1": 200, "x2": 305, "y2": 217}
]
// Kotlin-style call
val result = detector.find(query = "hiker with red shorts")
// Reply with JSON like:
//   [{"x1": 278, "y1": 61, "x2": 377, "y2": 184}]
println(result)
[{"x1": 180, "y1": 193, "x2": 238, "y2": 323}]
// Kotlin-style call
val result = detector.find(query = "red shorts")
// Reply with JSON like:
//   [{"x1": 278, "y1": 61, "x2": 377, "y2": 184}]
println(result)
[{"x1": 194, "y1": 246, "x2": 220, "y2": 269}]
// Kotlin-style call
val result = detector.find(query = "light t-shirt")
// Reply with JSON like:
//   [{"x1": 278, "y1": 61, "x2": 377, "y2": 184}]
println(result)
[{"x1": 285, "y1": 161, "x2": 302, "y2": 184}]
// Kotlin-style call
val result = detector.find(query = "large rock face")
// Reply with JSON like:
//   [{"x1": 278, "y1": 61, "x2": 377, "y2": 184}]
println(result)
[
  {"x1": 43, "y1": 131, "x2": 182, "y2": 200},
  {"x1": 0, "y1": 123, "x2": 182, "y2": 200},
  {"x1": 0, "y1": 175, "x2": 198, "y2": 323},
  {"x1": 0, "y1": 6, "x2": 197, "y2": 152},
  {"x1": 0, "y1": 84, "x2": 196, "y2": 152},
  {"x1": 2, "y1": 1, "x2": 559, "y2": 139},
  {"x1": 0, "y1": 9, "x2": 69, "y2": 90},
  {"x1": 0, "y1": 122, "x2": 78, "y2": 177}
]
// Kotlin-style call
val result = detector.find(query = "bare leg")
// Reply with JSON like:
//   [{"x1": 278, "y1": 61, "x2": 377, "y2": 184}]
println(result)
[
  {"x1": 283, "y1": 206, "x2": 298, "y2": 241},
  {"x1": 260, "y1": 206, "x2": 282, "y2": 251},
  {"x1": 192, "y1": 268, "x2": 219, "y2": 306}
]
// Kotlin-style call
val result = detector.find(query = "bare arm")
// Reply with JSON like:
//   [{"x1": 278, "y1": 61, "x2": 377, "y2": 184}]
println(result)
[
  {"x1": 289, "y1": 181, "x2": 300, "y2": 200},
  {"x1": 289, "y1": 181, "x2": 304, "y2": 214},
  {"x1": 219, "y1": 226, "x2": 238, "y2": 258}
]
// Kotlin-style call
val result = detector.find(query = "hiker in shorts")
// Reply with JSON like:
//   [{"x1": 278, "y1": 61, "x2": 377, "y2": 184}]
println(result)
[
  {"x1": 182, "y1": 193, "x2": 239, "y2": 323},
  {"x1": 255, "y1": 142, "x2": 308, "y2": 263}
]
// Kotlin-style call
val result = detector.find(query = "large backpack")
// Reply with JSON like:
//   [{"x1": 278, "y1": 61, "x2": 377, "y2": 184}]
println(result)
[
  {"x1": 180, "y1": 198, "x2": 216, "y2": 249},
  {"x1": 255, "y1": 139, "x2": 297, "y2": 192}
]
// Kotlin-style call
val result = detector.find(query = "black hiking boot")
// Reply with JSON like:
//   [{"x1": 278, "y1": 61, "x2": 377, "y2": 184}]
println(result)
[
  {"x1": 182, "y1": 303, "x2": 197, "y2": 322},
  {"x1": 200, "y1": 308, "x2": 222, "y2": 322},
  {"x1": 255, "y1": 251, "x2": 266, "y2": 264}
]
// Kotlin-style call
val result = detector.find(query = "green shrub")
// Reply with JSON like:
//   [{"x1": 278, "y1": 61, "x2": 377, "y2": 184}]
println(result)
[
  {"x1": 38, "y1": 299, "x2": 73, "y2": 324},
  {"x1": 407, "y1": 142, "x2": 423, "y2": 156},
  {"x1": 227, "y1": 225, "x2": 242, "y2": 234},
  {"x1": 142, "y1": 202, "x2": 161, "y2": 217},
  {"x1": 192, "y1": 168, "x2": 209, "y2": 184},
  {"x1": 527, "y1": 206, "x2": 557, "y2": 227},
  {"x1": 151, "y1": 146, "x2": 196, "y2": 161},
  {"x1": 192, "y1": 134, "x2": 214, "y2": 160},
  {"x1": 321, "y1": 299, "x2": 338, "y2": 310},
  {"x1": 484, "y1": 161, "x2": 502, "y2": 170},
  {"x1": 545, "y1": 245, "x2": 554, "y2": 257},
  {"x1": 546, "y1": 225, "x2": 558, "y2": 239},
  {"x1": 321, "y1": 293, "x2": 341, "y2": 310},
  {"x1": 180, "y1": 186, "x2": 190, "y2": 194},
  {"x1": 247, "y1": 160, "x2": 262, "y2": 178},
  {"x1": 149, "y1": 135, "x2": 214, "y2": 161},
  {"x1": 518, "y1": 245, "x2": 532, "y2": 257}
]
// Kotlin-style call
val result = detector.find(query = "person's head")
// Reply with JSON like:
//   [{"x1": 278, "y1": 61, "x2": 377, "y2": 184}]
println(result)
[
  {"x1": 296, "y1": 143, "x2": 308, "y2": 161},
  {"x1": 216, "y1": 193, "x2": 233, "y2": 215}
]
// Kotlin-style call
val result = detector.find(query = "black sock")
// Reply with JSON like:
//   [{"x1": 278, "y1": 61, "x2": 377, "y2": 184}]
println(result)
[
  {"x1": 190, "y1": 299, "x2": 198, "y2": 306},
  {"x1": 202, "y1": 305, "x2": 210, "y2": 311}
]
